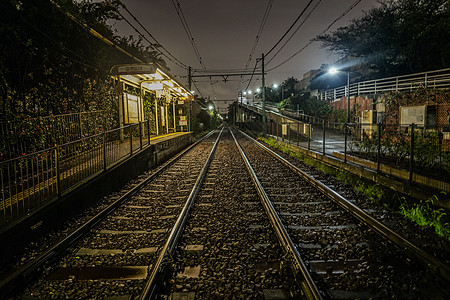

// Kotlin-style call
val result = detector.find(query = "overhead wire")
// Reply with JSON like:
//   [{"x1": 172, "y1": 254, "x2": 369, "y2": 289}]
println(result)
[
  {"x1": 112, "y1": 0, "x2": 189, "y2": 70},
  {"x1": 171, "y1": 0, "x2": 213, "y2": 99},
  {"x1": 191, "y1": 80, "x2": 204, "y2": 98},
  {"x1": 171, "y1": 0, "x2": 206, "y2": 69},
  {"x1": 266, "y1": 0, "x2": 363, "y2": 71},
  {"x1": 265, "y1": 0, "x2": 322, "y2": 65},
  {"x1": 239, "y1": 0, "x2": 274, "y2": 91},
  {"x1": 244, "y1": 59, "x2": 261, "y2": 92},
  {"x1": 264, "y1": 0, "x2": 315, "y2": 57},
  {"x1": 243, "y1": 0, "x2": 275, "y2": 71}
]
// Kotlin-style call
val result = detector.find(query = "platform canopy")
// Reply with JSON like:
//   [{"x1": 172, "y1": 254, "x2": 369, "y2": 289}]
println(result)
[{"x1": 110, "y1": 63, "x2": 192, "y2": 98}]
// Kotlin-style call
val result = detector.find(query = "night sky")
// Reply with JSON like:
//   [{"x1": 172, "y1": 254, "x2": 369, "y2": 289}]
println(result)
[{"x1": 111, "y1": 0, "x2": 381, "y2": 113}]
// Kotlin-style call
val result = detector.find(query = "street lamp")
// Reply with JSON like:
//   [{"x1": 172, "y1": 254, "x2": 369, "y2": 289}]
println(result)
[
  {"x1": 273, "y1": 83, "x2": 284, "y2": 102},
  {"x1": 328, "y1": 67, "x2": 350, "y2": 123},
  {"x1": 329, "y1": 67, "x2": 351, "y2": 163}
]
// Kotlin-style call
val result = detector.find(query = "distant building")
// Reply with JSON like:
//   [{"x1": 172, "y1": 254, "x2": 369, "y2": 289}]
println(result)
[{"x1": 296, "y1": 69, "x2": 320, "y2": 91}]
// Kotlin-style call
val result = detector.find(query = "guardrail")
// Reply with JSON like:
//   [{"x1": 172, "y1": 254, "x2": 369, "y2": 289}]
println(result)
[
  {"x1": 319, "y1": 68, "x2": 450, "y2": 101},
  {"x1": 0, "y1": 121, "x2": 152, "y2": 225}
]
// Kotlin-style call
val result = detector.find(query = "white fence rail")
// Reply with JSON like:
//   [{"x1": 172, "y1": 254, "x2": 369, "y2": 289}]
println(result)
[{"x1": 319, "y1": 68, "x2": 450, "y2": 101}]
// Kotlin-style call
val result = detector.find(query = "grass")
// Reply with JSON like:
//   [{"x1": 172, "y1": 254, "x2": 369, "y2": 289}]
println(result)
[
  {"x1": 399, "y1": 195, "x2": 450, "y2": 239},
  {"x1": 260, "y1": 137, "x2": 450, "y2": 240},
  {"x1": 261, "y1": 137, "x2": 384, "y2": 202}
]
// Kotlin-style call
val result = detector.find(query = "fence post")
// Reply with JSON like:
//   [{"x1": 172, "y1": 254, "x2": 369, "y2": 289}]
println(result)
[
  {"x1": 148, "y1": 119, "x2": 151, "y2": 145},
  {"x1": 344, "y1": 123, "x2": 348, "y2": 163},
  {"x1": 308, "y1": 123, "x2": 311, "y2": 151},
  {"x1": 103, "y1": 130, "x2": 107, "y2": 171},
  {"x1": 139, "y1": 121, "x2": 143, "y2": 150},
  {"x1": 55, "y1": 146, "x2": 61, "y2": 198},
  {"x1": 288, "y1": 123, "x2": 290, "y2": 143},
  {"x1": 129, "y1": 125, "x2": 133, "y2": 157},
  {"x1": 276, "y1": 122, "x2": 279, "y2": 140},
  {"x1": 78, "y1": 112, "x2": 83, "y2": 139},
  {"x1": 297, "y1": 123, "x2": 299, "y2": 146},
  {"x1": 409, "y1": 123, "x2": 415, "y2": 183},
  {"x1": 377, "y1": 123, "x2": 381, "y2": 173},
  {"x1": 322, "y1": 119, "x2": 326, "y2": 155}
]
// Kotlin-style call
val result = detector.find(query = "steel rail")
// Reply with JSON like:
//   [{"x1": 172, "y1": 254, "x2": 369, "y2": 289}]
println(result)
[
  {"x1": 239, "y1": 129, "x2": 450, "y2": 284},
  {"x1": 140, "y1": 126, "x2": 224, "y2": 300},
  {"x1": 230, "y1": 128, "x2": 323, "y2": 300},
  {"x1": 0, "y1": 129, "x2": 217, "y2": 297}
]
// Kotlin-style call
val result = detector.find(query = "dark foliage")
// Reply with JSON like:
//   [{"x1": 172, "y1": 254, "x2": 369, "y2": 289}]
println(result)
[
  {"x1": 0, "y1": 0, "x2": 166, "y2": 118},
  {"x1": 316, "y1": 0, "x2": 450, "y2": 78}
]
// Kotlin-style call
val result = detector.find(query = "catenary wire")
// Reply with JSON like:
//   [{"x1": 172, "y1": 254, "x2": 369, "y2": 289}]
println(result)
[
  {"x1": 239, "y1": 0, "x2": 275, "y2": 91},
  {"x1": 267, "y1": 0, "x2": 363, "y2": 71},
  {"x1": 243, "y1": 0, "x2": 275, "y2": 71},
  {"x1": 112, "y1": 0, "x2": 189, "y2": 70},
  {"x1": 171, "y1": 0, "x2": 206, "y2": 69},
  {"x1": 265, "y1": 0, "x2": 322, "y2": 65},
  {"x1": 264, "y1": 0, "x2": 315, "y2": 57}
]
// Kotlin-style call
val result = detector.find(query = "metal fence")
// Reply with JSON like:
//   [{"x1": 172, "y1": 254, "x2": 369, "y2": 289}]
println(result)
[
  {"x1": 319, "y1": 68, "x2": 450, "y2": 101},
  {"x1": 0, "y1": 121, "x2": 152, "y2": 225},
  {"x1": 240, "y1": 118, "x2": 450, "y2": 193},
  {"x1": 0, "y1": 111, "x2": 117, "y2": 161}
]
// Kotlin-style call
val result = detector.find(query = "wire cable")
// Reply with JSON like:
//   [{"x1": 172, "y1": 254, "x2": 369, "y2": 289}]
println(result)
[
  {"x1": 265, "y1": 0, "x2": 315, "y2": 57},
  {"x1": 191, "y1": 79, "x2": 204, "y2": 98},
  {"x1": 171, "y1": 0, "x2": 206, "y2": 69},
  {"x1": 244, "y1": 0, "x2": 275, "y2": 71},
  {"x1": 265, "y1": 0, "x2": 322, "y2": 65},
  {"x1": 244, "y1": 59, "x2": 261, "y2": 92},
  {"x1": 112, "y1": 0, "x2": 189, "y2": 69},
  {"x1": 239, "y1": 0, "x2": 274, "y2": 91},
  {"x1": 267, "y1": 0, "x2": 363, "y2": 71}
]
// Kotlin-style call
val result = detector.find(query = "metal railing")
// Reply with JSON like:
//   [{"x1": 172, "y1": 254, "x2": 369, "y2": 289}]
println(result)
[
  {"x1": 0, "y1": 110, "x2": 118, "y2": 161},
  {"x1": 0, "y1": 121, "x2": 152, "y2": 225},
  {"x1": 240, "y1": 118, "x2": 450, "y2": 193},
  {"x1": 319, "y1": 68, "x2": 450, "y2": 101}
]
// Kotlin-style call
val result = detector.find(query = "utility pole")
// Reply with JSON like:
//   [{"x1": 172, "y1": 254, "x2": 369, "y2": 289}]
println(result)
[
  {"x1": 188, "y1": 66, "x2": 192, "y2": 132},
  {"x1": 261, "y1": 53, "x2": 266, "y2": 123}
]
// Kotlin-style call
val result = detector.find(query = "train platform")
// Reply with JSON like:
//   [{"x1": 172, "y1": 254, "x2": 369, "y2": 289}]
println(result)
[{"x1": 0, "y1": 131, "x2": 193, "y2": 230}]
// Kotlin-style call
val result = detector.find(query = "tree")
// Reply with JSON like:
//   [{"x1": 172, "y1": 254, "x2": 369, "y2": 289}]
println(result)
[
  {"x1": 0, "y1": 0, "x2": 166, "y2": 118},
  {"x1": 316, "y1": 0, "x2": 450, "y2": 77}
]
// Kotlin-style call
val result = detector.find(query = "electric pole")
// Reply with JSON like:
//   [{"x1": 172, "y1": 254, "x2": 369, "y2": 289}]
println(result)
[
  {"x1": 188, "y1": 66, "x2": 192, "y2": 132},
  {"x1": 261, "y1": 53, "x2": 266, "y2": 123}
]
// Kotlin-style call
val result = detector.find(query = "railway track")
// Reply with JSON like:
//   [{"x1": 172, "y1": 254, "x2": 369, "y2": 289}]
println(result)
[
  {"x1": 1, "y1": 128, "x2": 219, "y2": 298},
  {"x1": 1, "y1": 125, "x2": 449, "y2": 299},
  {"x1": 234, "y1": 128, "x2": 450, "y2": 299}
]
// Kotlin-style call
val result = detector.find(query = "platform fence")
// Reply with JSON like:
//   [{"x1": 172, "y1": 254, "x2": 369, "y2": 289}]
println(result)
[
  {"x1": 0, "y1": 120, "x2": 152, "y2": 225},
  {"x1": 0, "y1": 110, "x2": 118, "y2": 162}
]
